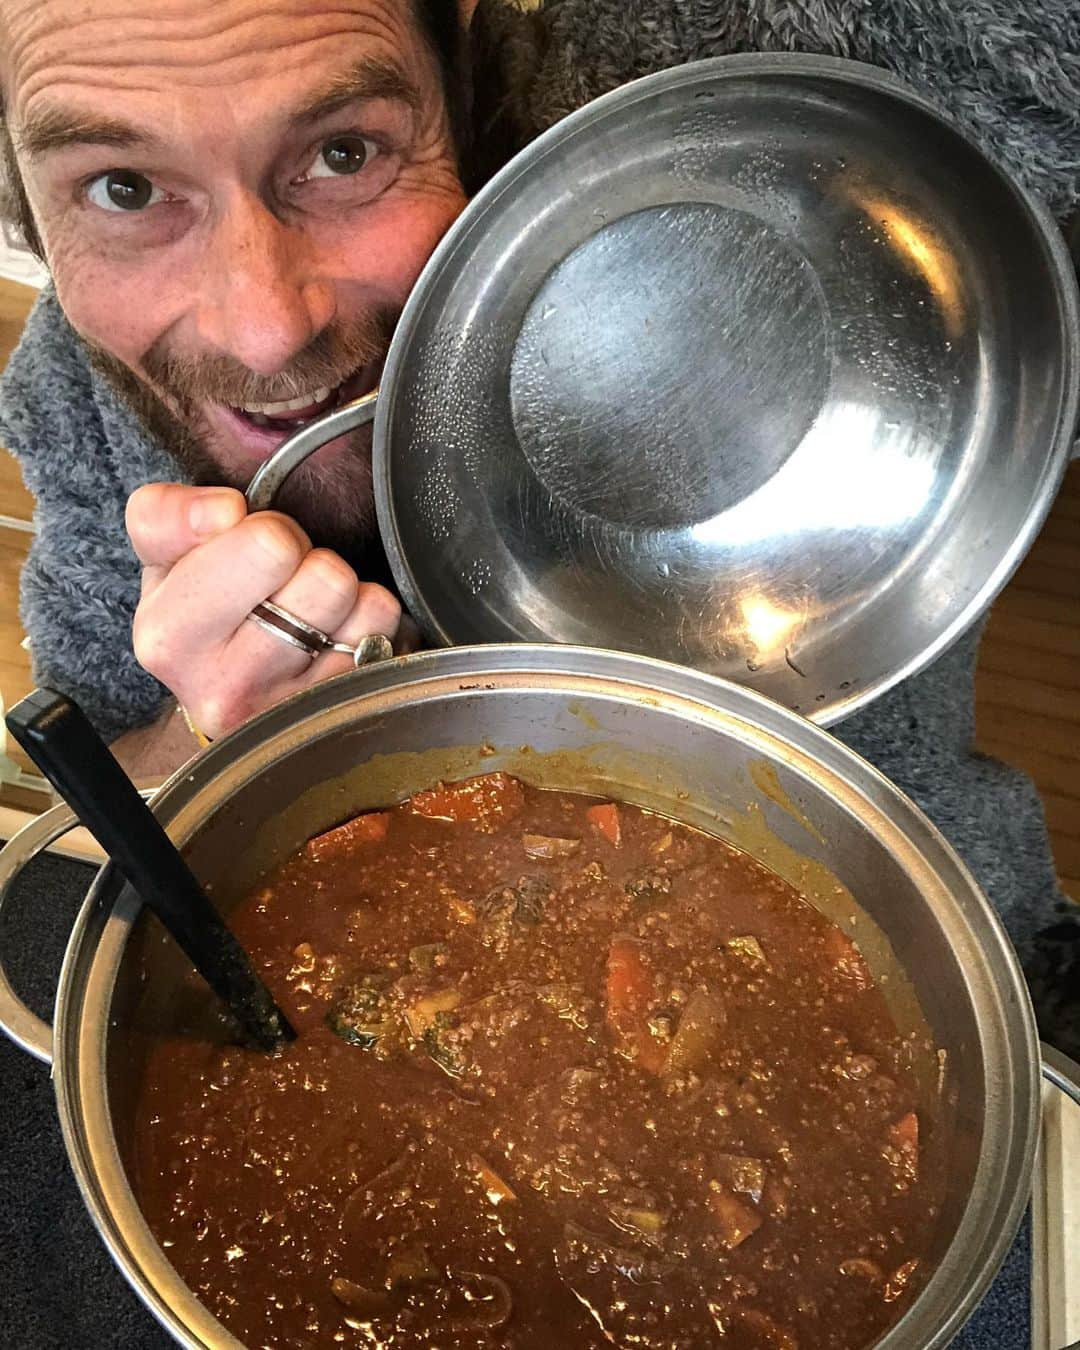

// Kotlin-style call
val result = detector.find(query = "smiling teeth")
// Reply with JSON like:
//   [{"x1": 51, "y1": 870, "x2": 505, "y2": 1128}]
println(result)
[{"x1": 238, "y1": 386, "x2": 333, "y2": 416}]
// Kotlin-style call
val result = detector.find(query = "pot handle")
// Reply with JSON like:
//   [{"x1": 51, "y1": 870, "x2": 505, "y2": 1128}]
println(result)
[
  {"x1": 245, "y1": 388, "x2": 379, "y2": 512},
  {"x1": 1039, "y1": 1042, "x2": 1080, "y2": 1350},
  {"x1": 1041, "y1": 1040, "x2": 1080, "y2": 1107},
  {"x1": 0, "y1": 796, "x2": 149, "y2": 1066},
  {"x1": 0, "y1": 802, "x2": 91, "y2": 1065},
  {"x1": 1068, "y1": 214, "x2": 1080, "y2": 460}
]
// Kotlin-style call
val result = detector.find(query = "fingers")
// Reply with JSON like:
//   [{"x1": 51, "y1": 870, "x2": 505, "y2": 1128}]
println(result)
[
  {"x1": 128, "y1": 479, "x2": 407, "y2": 742},
  {"x1": 330, "y1": 582, "x2": 402, "y2": 647},
  {"x1": 127, "y1": 484, "x2": 248, "y2": 588},
  {"x1": 196, "y1": 579, "x2": 400, "y2": 734},
  {"x1": 224, "y1": 549, "x2": 362, "y2": 679},
  {"x1": 305, "y1": 582, "x2": 403, "y2": 681},
  {"x1": 133, "y1": 511, "x2": 312, "y2": 686}
]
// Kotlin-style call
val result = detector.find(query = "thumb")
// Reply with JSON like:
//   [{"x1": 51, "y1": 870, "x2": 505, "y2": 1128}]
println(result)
[{"x1": 127, "y1": 484, "x2": 248, "y2": 574}]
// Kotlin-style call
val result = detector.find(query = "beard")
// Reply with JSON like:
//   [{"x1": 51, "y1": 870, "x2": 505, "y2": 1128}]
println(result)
[{"x1": 85, "y1": 308, "x2": 398, "y2": 561}]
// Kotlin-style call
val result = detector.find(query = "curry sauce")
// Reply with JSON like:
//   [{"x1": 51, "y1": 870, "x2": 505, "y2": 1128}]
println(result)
[{"x1": 134, "y1": 774, "x2": 941, "y2": 1348}]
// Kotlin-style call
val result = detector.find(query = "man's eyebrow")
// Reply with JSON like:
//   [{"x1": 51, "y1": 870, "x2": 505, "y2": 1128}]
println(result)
[
  {"x1": 291, "y1": 56, "x2": 422, "y2": 127},
  {"x1": 12, "y1": 55, "x2": 419, "y2": 161},
  {"x1": 15, "y1": 107, "x2": 160, "y2": 159}
]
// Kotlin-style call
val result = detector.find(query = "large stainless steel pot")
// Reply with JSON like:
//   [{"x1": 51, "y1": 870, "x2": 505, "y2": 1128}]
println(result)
[{"x1": 0, "y1": 646, "x2": 1076, "y2": 1348}]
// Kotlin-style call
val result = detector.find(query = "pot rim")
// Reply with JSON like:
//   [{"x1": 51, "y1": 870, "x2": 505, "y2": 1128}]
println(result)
[{"x1": 48, "y1": 646, "x2": 1040, "y2": 1349}]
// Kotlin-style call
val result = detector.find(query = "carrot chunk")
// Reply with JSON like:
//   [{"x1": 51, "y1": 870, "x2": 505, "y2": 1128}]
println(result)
[
  {"x1": 444, "y1": 890, "x2": 477, "y2": 925},
  {"x1": 887, "y1": 1111, "x2": 919, "y2": 1182},
  {"x1": 823, "y1": 926, "x2": 872, "y2": 991},
  {"x1": 586, "y1": 802, "x2": 622, "y2": 847},
  {"x1": 408, "y1": 773, "x2": 525, "y2": 831},
  {"x1": 305, "y1": 811, "x2": 390, "y2": 861},
  {"x1": 605, "y1": 936, "x2": 667, "y2": 1073}
]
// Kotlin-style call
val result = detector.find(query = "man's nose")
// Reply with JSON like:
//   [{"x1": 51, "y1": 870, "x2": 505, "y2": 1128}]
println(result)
[{"x1": 195, "y1": 192, "x2": 335, "y2": 376}]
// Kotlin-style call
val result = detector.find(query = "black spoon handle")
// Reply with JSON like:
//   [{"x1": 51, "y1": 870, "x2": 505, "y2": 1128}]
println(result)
[{"x1": 6, "y1": 689, "x2": 295, "y2": 1051}]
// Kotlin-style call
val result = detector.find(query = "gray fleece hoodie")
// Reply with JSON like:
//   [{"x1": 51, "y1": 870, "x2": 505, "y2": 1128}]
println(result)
[{"x1": 1, "y1": 0, "x2": 1078, "y2": 1054}]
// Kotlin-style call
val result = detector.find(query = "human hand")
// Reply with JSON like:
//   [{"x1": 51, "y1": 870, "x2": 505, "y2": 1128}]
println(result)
[{"x1": 127, "y1": 484, "x2": 403, "y2": 740}]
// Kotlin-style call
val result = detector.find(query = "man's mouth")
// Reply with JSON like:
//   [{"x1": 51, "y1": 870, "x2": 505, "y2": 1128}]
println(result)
[
  {"x1": 235, "y1": 384, "x2": 339, "y2": 430},
  {"x1": 231, "y1": 361, "x2": 379, "y2": 434},
  {"x1": 210, "y1": 360, "x2": 383, "y2": 462}
]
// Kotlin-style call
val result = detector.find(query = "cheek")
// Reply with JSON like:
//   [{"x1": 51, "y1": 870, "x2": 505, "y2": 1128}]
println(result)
[
  {"x1": 47, "y1": 235, "x2": 182, "y2": 370},
  {"x1": 328, "y1": 187, "x2": 467, "y2": 311}
]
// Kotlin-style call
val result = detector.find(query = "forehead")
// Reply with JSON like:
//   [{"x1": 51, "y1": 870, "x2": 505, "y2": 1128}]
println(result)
[{"x1": 1, "y1": 0, "x2": 427, "y2": 119}]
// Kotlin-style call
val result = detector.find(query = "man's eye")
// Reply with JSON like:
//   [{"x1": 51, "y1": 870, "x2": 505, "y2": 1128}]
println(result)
[
  {"x1": 86, "y1": 170, "x2": 166, "y2": 213},
  {"x1": 308, "y1": 135, "x2": 379, "y2": 178}
]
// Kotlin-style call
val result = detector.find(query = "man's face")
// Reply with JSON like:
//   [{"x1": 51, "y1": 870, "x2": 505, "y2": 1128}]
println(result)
[{"x1": 2, "y1": 0, "x2": 467, "y2": 541}]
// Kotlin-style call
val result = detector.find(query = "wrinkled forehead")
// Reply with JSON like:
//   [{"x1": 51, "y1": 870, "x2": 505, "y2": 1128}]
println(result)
[{"x1": 1, "y1": 0, "x2": 428, "y2": 118}]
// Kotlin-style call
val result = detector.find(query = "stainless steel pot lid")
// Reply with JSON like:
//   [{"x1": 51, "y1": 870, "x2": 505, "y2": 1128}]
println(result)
[{"x1": 252, "y1": 56, "x2": 1080, "y2": 726}]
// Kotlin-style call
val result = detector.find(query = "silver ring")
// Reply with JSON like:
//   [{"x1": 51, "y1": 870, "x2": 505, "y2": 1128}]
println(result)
[
  {"x1": 351, "y1": 633, "x2": 394, "y2": 666},
  {"x1": 247, "y1": 601, "x2": 394, "y2": 668},
  {"x1": 248, "y1": 600, "x2": 332, "y2": 659}
]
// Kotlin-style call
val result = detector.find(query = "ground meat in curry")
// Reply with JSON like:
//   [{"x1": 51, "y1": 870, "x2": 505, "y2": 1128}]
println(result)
[{"x1": 133, "y1": 773, "x2": 942, "y2": 1349}]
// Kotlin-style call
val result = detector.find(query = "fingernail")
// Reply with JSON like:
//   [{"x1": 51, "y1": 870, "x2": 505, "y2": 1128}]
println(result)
[{"x1": 190, "y1": 490, "x2": 242, "y2": 537}]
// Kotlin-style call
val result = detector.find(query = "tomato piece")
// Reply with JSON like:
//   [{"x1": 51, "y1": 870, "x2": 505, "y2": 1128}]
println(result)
[
  {"x1": 305, "y1": 811, "x2": 390, "y2": 861},
  {"x1": 586, "y1": 802, "x2": 622, "y2": 847},
  {"x1": 605, "y1": 936, "x2": 666, "y2": 1072},
  {"x1": 407, "y1": 773, "x2": 525, "y2": 831}
]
